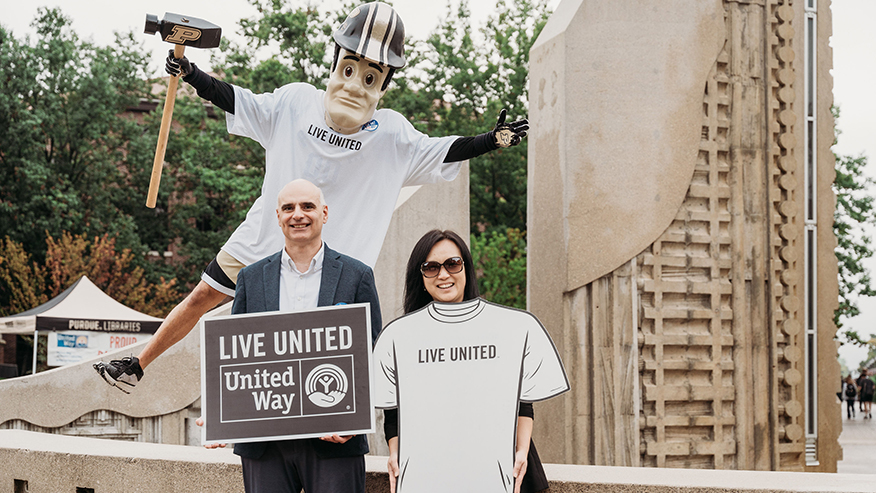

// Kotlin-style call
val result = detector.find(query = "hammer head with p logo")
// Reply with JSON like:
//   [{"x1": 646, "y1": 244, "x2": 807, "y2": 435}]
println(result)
[{"x1": 144, "y1": 12, "x2": 221, "y2": 48}]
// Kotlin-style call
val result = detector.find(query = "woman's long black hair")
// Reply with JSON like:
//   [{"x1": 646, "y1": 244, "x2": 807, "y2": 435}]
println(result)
[{"x1": 402, "y1": 229, "x2": 480, "y2": 314}]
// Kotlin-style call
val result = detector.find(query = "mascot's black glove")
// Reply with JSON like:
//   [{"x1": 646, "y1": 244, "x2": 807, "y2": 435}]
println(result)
[
  {"x1": 491, "y1": 109, "x2": 529, "y2": 148},
  {"x1": 93, "y1": 356, "x2": 144, "y2": 394},
  {"x1": 165, "y1": 49, "x2": 193, "y2": 78}
]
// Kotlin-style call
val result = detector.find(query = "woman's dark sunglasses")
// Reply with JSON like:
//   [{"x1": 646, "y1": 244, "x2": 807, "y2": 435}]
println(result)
[{"x1": 420, "y1": 257, "x2": 464, "y2": 278}]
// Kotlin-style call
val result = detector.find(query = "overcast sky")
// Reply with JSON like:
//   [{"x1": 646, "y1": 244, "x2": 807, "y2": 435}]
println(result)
[
  {"x1": 4, "y1": 0, "x2": 874, "y2": 368},
  {"x1": 1, "y1": 0, "x2": 544, "y2": 75},
  {"x1": 827, "y1": 0, "x2": 876, "y2": 371}
]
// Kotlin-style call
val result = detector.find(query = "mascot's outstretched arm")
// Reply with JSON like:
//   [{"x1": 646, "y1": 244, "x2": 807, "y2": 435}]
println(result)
[{"x1": 169, "y1": 50, "x2": 529, "y2": 163}]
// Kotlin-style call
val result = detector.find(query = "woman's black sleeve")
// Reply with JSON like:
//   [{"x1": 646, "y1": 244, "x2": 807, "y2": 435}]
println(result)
[
  {"x1": 518, "y1": 402, "x2": 534, "y2": 419},
  {"x1": 183, "y1": 64, "x2": 236, "y2": 114},
  {"x1": 384, "y1": 408, "x2": 399, "y2": 441},
  {"x1": 444, "y1": 133, "x2": 498, "y2": 163}
]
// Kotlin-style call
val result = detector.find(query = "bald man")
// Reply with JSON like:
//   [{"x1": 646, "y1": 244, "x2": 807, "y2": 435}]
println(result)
[{"x1": 233, "y1": 179, "x2": 381, "y2": 493}]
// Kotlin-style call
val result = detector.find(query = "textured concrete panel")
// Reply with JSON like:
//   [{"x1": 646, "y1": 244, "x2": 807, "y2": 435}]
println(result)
[
  {"x1": 0, "y1": 320, "x2": 203, "y2": 428},
  {"x1": 529, "y1": 0, "x2": 726, "y2": 465},
  {"x1": 530, "y1": 0, "x2": 725, "y2": 291},
  {"x1": 811, "y1": 0, "x2": 841, "y2": 472},
  {"x1": 0, "y1": 430, "x2": 243, "y2": 493}
]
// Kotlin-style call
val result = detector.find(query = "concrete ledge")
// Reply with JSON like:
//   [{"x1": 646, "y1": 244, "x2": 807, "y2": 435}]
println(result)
[
  {"x1": 540, "y1": 462, "x2": 876, "y2": 492},
  {"x1": 2, "y1": 430, "x2": 874, "y2": 493},
  {"x1": 0, "y1": 430, "x2": 242, "y2": 493}
]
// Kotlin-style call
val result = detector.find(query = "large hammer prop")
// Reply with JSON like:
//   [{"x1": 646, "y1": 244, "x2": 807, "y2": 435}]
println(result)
[{"x1": 143, "y1": 13, "x2": 221, "y2": 208}]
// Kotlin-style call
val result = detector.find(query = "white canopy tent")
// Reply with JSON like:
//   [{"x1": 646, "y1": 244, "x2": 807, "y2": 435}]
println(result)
[{"x1": 0, "y1": 276, "x2": 162, "y2": 372}]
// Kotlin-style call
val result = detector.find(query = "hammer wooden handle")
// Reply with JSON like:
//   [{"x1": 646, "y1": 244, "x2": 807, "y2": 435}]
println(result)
[{"x1": 146, "y1": 44, "x2": 186, "y2": 209}]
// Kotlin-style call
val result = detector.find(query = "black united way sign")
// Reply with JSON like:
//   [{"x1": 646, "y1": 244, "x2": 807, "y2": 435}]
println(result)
[{"x1": 200, "y1": 303, "x2": 374, "y2": 444}]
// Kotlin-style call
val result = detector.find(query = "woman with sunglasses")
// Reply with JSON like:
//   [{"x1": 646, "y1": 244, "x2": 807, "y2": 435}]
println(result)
[{"x1": 381, "y1": 229, "x2": 550, "y2": 493}]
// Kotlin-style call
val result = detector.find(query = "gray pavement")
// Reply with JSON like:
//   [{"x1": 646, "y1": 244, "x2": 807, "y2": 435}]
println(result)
[{"x1": 838, "y1": 403, "x2": 876, "y2": 474}]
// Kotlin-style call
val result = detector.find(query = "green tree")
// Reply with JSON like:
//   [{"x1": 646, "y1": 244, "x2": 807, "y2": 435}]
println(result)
[
  {"x1": 154, "y1": 96, "x2": 266, "y2": 286},
  {"x1": 408, "y1": 0, "x2": 548, "y2": 307},
  {"x1": 0, "y1": 233, "x2": 179, "y2": 318},
  {"x1": 208, "y1": 0, "x2": 338, "y2": 91},
  {"x1": 833, "y1": 106, "x2": 876, "y2": 345},
  {"x1": 236, "y1": 0, "x2": 335, "y2": 88},
  {"x1": 470, "y1": 0, "x2": 549, "y2": 233},
  {"x1": 404, "y1": 0, "x2": 550, "y2": 234},
  {"x1": 0, "y1": 9, "x2": 151, "y2": 262},
  {"x1": 0, "y1": 8, "x2": 267, "y2": 304},
  {"x1": 471, "y1": 228, "x2": 527, "y2": 309}
]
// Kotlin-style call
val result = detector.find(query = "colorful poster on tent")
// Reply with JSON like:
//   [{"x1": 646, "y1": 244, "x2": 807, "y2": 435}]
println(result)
[
  {"x1": 46, "y1": 330, "x2": 152, "y2": 366},
  {"x1": 372, "y1": 299, "x2": 569, "y2": 493},
  {"x1": 200, "y1": 303, "x2": 374, "y2": 445}
]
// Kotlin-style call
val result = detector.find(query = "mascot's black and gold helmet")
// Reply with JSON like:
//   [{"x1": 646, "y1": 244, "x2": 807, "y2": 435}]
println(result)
[{"x1": 332, "y1": 2, "x2": 405, "y2": 89}]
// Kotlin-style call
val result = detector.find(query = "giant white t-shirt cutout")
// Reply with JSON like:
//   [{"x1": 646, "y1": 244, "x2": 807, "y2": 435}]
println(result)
[{"x1": 373, "y1": 299, "x2": 570, "y2": 493}]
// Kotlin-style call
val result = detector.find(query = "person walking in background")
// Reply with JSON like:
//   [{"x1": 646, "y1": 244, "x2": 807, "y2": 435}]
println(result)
[
  {"x1": 857, "y1": 370, "x2": 868, "y2": 413},
  {"x1": 845, "y1": 374, "x2": 858, "y2": 419},
  {"x1": 859, "y1": 369, "x2": 874, "y2": 419}
]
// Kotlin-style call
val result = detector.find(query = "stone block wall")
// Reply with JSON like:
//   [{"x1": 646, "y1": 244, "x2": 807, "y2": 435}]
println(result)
[{"x1": 528, "y1": 0, "x2": 839, "y2": 471}]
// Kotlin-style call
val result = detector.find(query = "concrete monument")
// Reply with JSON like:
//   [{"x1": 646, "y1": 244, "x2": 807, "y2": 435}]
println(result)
[{"x1": 529, "y1": 0, "x2": 839, "y2": 472}]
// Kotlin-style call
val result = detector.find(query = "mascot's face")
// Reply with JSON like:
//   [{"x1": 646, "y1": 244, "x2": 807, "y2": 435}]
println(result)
[{"x1": 324, "y1": 49, "x2": 388, "y2": 134}]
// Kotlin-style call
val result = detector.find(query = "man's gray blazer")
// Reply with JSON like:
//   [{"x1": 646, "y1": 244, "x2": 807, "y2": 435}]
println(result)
[{"x1": 230, "y1": 244, "x2": 382, "y2": 460}]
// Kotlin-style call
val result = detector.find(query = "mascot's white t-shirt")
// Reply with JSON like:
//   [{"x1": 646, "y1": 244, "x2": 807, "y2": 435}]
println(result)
[
  {"x1": 223, "y1": 83, "x2": 460, "y2": 268},
  {"x1": 373, "y1": 299, "x2": 569, "y2": 493}
]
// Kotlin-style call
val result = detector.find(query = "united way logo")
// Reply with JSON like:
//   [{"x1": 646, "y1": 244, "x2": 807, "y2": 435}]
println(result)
[
  {"x1": 361, "y1": 119, "x2": 379, "y2": 132},
  {"x1": 305, "y1": 363, "x2": 349, "y2": 408}
]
